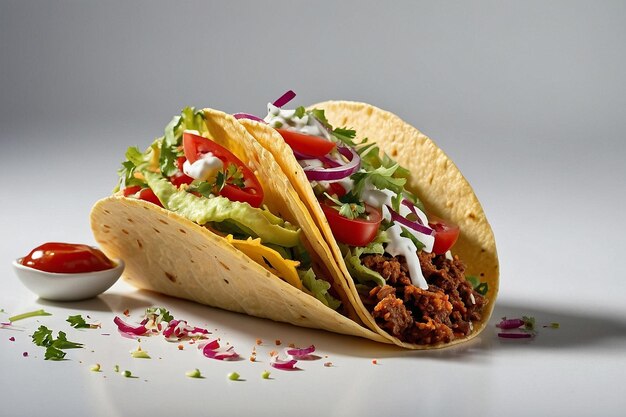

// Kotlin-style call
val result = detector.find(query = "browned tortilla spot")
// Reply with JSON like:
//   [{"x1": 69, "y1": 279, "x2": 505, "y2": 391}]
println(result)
[{"x1": 165, "y1": 272, "x2": 176, "y2": 283}]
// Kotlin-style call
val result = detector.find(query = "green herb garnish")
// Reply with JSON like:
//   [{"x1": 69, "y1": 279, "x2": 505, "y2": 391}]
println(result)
[
  {"x1": 9, "y1": 309, "x2": 52, "y2": 322},
  {"x1": 67, "y1": 314, "x2": 97, "y2": 329},
  {"x1": 31, "y1": 325, "x2": 83, "y2": 361}
]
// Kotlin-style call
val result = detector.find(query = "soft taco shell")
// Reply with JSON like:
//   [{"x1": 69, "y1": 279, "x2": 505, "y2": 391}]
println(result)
[
  {"x1": 243, "y1": 101, "x2": 499, "y2": 349},
  {"x1": 90, "y1": 108, "x2": 387, "y2": 343},
  {"x1": 90, "y1": 196, "x2": 385, "y2": 342}
]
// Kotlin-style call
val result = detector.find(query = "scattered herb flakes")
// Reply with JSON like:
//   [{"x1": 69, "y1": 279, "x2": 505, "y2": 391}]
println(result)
[
  {"x1": 122, "y1": 370, "x2": 133, "y2": 378},
  {"x1": 114, "y1": 365, "x2": 120, "y2": 372},
  {"x1": 185, "y1": 369, "x2": 203, "y2": 378},
  {"x1": 544, "y1": 322, "x2": 560, "y2": 329},
  {"x1": 90, "y1": 364, "x2": 102, "y2": 372},
  {"x1": 9, "y1": 309, "x2": 52, "y2": 323},
  {"x1": 67, "y1": 314, "x2": 100, "y2": 329},
  {"x1": 261, "y1": 370, "x2": 271, "y2": 379},
  {"x1": 227, "y1": 372, "x2": 240, "y2": 381}
]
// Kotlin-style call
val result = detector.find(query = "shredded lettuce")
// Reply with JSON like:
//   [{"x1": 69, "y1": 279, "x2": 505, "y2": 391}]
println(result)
[
  {"x1": 299, "y1": 269, "x2": 341, "y2": 310},
  {"x1": 341, "y1": 232, "x2": 388, "y2": 287}
]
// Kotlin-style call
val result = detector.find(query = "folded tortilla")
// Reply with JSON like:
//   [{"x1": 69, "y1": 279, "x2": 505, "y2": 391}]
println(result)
[
  {"x1": 91, "y1": 108, "x2": 387, "y2": 343},
  {"x1": 241, "y1": 101, "x2": 499, "y2": 349}
]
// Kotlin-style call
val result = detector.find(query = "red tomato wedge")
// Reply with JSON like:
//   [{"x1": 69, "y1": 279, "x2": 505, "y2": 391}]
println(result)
[
  {"x1": 122, "y1": 185, "x2": 141, "y2": 197},
  {"x1": 138, "y1": 188, "x2": 163, "y2": 207},
  {"x1": 182, "y1": 131, "x2": 264, "y2": 208},
  {"x1": 276, "y1": 128, "x2": 336, "y2": 157},
  {"x1": 320, "y1": 201, "x2": 382, "y2": 247},
  {"x1": 428, "y1": 216, "x2": 460, "y2": 254}
]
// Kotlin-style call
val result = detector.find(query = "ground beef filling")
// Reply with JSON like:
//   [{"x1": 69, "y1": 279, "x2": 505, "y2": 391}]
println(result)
[{"x1": 361, "y1": 252, "x2": 487, "y2": 345}]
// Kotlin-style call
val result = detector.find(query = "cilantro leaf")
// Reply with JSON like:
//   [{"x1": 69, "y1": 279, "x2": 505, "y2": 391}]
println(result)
[
  {"x1": 66, "y1": 315, "x2": 90, "y2": 329},
  {"x1": 399, "y1": 226, "x2": 425, "y2": 251},
  {"x1": 44, "y1": 346, "x2": 67, "y2": 361},
  {"x1": 145, "y1": 307, "x2": 174, "y2": 323},
  {"x1": 159, "y1": 139, "x2": 180, "y2": 177},
  {"x1": 32, "y1": 325, "x2": 53, "y2": 347},
  {"x1": 188, "y1": 180, "x2": 216, "y2": 198},
  {"x1": 52, "y1": 331, "x2": 83, "y2": 349},
  {"x1": 294, "y1": 106, "x2": 306, "y2": 118}
]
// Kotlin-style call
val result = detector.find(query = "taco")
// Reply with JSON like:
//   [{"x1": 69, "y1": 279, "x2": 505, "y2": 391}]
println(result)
[
  {"x1": 238, "y1": 93, "x2": 499, "y2": 349},
  {"x1": 90, "y1": 106, "x2": 388, "y2": 343}
]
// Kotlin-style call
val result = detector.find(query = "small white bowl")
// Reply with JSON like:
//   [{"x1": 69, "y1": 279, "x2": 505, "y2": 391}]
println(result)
[{"x1": 12, "y1": 258, "x2": 125, "y2": 301}]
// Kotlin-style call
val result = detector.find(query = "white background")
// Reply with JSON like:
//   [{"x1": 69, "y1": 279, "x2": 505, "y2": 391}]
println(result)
[{"x1": 1, "y1": 1, "x2": 625, "y2": 416}]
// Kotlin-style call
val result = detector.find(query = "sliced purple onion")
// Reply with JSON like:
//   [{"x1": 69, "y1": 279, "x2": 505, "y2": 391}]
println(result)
[
  {"x1": 113, "y1": 316, "x2": 148, "y2": 336},
  {"x1": 496, "y1": 318, "x2": 526, "y2": 329},
  {"x1": 303, "y1": 146, "x2": 360, "y2": 182},
  {"x1": 233, "y1": 113, "x2": 266, "y2": 123},
  {"x1": 285, "y1": 344, "x2": 315, "y2": 357},
  {"x1": 401, "y1": 199, "x2": 423, "y2": 225},
  {"x1": 272, "y1": 90, "x2": 296, "y2": 108},
  {"x1": 201, "y1": 340, "x2": 240, "y2": 360},
  {"x1": 387, "y1": 206, "x2": 434, "y2": 235},
  {"x1": 270, "y1": 355, "x2": 298, "y2": 370}
]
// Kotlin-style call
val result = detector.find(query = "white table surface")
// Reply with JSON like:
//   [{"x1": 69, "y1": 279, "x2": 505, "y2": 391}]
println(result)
[
  {"x1": 1, "y1": 122, "x2": 624, "y2": 417},
  {"x1": 2, "y1": 2, "x2": 625, "y2": 416}
]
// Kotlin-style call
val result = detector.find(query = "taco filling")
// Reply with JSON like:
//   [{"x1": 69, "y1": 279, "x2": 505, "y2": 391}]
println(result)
[
  {"x1": 114, "y1": 107, "x2": 341, "y2": 310},
  {"x1": 251, "y1": 93, "x2": 490, "y2": 345}
]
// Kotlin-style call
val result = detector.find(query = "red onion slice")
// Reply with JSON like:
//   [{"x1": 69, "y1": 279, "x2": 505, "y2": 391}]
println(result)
[
  {"x1": 272, "y1": 90, "x2": 296, "y2": 108},
  {"x1": 233, "y1": 113, "x2": 266, "y2": 123},
  {"x1": 113, "y1": 316, "x2": 148, "y2": 336},
  {"x1": 387, "y1": 206, "x2": 434, "y2": 236},
  {"x1": 303, "y1": 146, "x2": 360, "y2": 182},
  {"x1": 201, "y1": 340, "x2": 239, "y2": 360},
  {"x1": 285, "y1": 344, "x2": 315, "y2": 357},
  {"x1": 496, "y1": 318, "x2": 526, "y2": 329},
  {"x1": 270, "y1": 355, "x2": 298, "y2": 370}
]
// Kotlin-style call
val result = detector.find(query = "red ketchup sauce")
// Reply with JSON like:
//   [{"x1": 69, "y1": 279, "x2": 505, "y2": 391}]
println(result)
[{"x1": 21, "y1": 242, "x2": 115, "y2": 274}]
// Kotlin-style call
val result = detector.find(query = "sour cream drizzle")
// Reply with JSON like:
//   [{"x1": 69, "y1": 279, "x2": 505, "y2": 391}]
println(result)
[
  {"x1": 183, "y1": 152, "x2": 223, "y2": 182},
  {"x1": 265, "y1": 105, "x2": 435, "y2": 290}
]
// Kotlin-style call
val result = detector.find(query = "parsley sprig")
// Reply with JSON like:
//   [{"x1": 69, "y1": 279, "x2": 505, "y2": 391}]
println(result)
[{"x1": 32, "y1": 325, "x2": 84, "y2": 360}]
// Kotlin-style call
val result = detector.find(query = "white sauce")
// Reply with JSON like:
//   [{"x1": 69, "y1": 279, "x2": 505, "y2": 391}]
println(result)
[
  {"x1": 385, "y1": 224, "x2": 428, "y2": 289},
  {"x1": 264, "y1": 103, "x2": 327, "y2": 138},
  {"x1": 183, "y1": 152, "x2": 223, "y2": 181},
  {"x1": 445, "y1": 250, "x2": 453, "y2": 261}
]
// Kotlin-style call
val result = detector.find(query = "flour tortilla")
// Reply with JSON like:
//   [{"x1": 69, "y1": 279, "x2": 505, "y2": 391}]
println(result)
[
  {"x1": 242, "y1": 101, "x2": 499, "y2": 349},
  {"x1": 90, "y1": 108, "x2": 386, "y2": 343}
]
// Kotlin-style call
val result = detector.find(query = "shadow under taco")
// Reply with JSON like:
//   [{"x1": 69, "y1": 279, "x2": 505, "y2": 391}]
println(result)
[{"x1": 238, "y1": 93, "x2": 499, "y2": 349}]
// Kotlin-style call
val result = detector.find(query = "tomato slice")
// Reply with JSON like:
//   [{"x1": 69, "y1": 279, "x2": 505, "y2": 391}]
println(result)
[
  {"x1": 182, "y1": 131, "x2": 264, "y2": 207},
  {"x1": 320, "y1": 200, "x2": 382, "y2": 247},
  {"x1": 327, "y1": 182, "x2": 347, "y2": 198},
  {"x1": 276, "y1": 128, "x2": 336, "y2": 157},
  {"x1": 138, "y1": 188, "x2": 163, "y2": 208},
  {"x1": 123, "y1": 185, "x2": 141, "y2": 196},
  {"x1": 428, "y1": 216, "x2": 460, "y2": 254}
]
